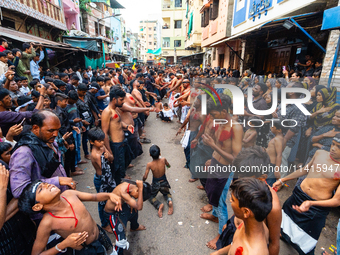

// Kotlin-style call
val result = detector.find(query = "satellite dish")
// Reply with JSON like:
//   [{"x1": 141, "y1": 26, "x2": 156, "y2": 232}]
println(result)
[{"x1": 89, "y1": 2, "x2": 96, "y2": 8}]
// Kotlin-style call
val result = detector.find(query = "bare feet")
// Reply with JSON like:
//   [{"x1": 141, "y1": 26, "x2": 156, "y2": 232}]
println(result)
[
  {"x1": 78, "y1": 160, "x2": 88, "y2": 165},
  {"x1": 200, "y1": 204, "x2": 213, "y2": 213},
  {"x1": 197, "y1": 185, "x2": 204, "y2": 190},
  {"x1": 124, "y1": 174, "x2": 131, "y2": 179},
  {"x1": 200, "y1": 213, "x2": 218, "y2": 223},
  {"x1": 158, "y1": 204, "x2": 164, "y2": 218},
  {"x1": 85, "y1": 154, "x2": 91, "y2": 160},
  {"x1": 168, "y1": 201, "x2": 173, "y2": 215},
  {"x1": 189, "y1": 178, "x2": 198, "y2": 182},
  {"x1": 206, "y1": 234, "x2": 220, "y2": 250},
  {"x1": 71, "y1": 169, "x2": 84, "y2": 176},
  {"x1": 102, "y1": 225, "x2": 113, "y2": 234},
  {"x1": 130, "y1": 225, "x2": 146, "y2": 231}
]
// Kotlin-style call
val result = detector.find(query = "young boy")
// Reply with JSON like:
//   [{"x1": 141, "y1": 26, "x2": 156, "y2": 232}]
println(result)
[
  {"x1": 227, "y1": 178, "x2": 272, "y2": 255},
  {"x1": 242, "y1": 119, "x2": 258, "y2": 148},
  {"x1": 89, "y1": 127, "x2": 114, "y2": 233},
  {"x1": 19, "y1": 180, "x2": 122, "y2": 255},
  {"x1": 143, "y1": 145, "x2": 173, "y2": 218},
  {"x1": 159, "y1": 103, "x2": 173, "y2": 122},
  {"x1": 104, "y1": 180, "x2": 150, "y2": 255},
  {"x1": 267, "y1": 122, "x2": 284, "y2": 181},
  {"x1": 154, "y1": 96, "x2": 163, "y2": 118}
]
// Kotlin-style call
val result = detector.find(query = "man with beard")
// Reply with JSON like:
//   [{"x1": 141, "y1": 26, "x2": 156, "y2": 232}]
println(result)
[
  {"x1": 116, "y1": 82, "x2": 153, "y2": 165},
  {"x1": 9, "y1": 110, "x2": 76, "y2": 218},
  {"x1": 102, "y1": 87, "x2": 134, "y2": 185}
]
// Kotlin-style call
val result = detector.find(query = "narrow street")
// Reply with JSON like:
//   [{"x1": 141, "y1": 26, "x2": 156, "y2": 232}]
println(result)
[{"x1": 74, "y1": 111, "x2": 338, "y2": 255}]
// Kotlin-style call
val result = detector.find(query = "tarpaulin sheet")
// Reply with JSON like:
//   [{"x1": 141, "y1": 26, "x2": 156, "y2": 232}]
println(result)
[
  {"x1": 85, "y1": 55, "x2": 104, "y2": 69},
  {"x1": 64, "y1": 39, "x2": 99, "y2": 51}
]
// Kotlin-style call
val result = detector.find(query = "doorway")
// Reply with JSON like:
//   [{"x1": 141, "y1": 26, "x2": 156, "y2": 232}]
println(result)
[{"x1": 219, "y1": 54, "x2": 225, "y2": 68}]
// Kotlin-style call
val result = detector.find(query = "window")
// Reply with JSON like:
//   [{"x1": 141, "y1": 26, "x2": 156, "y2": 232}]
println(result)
[
  {"x1": 154, "y1": 27, "x2": 157, "y2": 31},
  {"x1": 149, "y1": 56, "x2": 152, "y2": 59},
  {"x1": 154, "y1": 42, "x2": 157, "y2": 45},
  {"x1": 163, "y1": 37, "x2": 170, "y2": 48},
  {"x1": 149, "y1": 34, "x2": 151, "y2": 38},
  {"x1": 174, "y1": 40, "x2": 181, "y2": 47},
  {"x1": 175, "y1": 0, "x2": 182, "y2": 7},
  {"x1": 149, "y1": 42, "x2": 152, "y2": 45},
  {"x1": 149, "y1": 27, "x2": 151, "y2": 31},
  {"x1": 174, "y1": 20, "x2": 182, "y2": 29},
  {"x1": 210, "y1": 0, "x2": 219, "y2": 20},
  {"x1": 201, "y1": 9, "x2": 209, "y2": 27}
]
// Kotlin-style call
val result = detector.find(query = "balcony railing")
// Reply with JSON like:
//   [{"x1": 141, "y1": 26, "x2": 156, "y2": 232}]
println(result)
[{"x1": 2, "y1": 0, "x2": 66, "y2": 30}]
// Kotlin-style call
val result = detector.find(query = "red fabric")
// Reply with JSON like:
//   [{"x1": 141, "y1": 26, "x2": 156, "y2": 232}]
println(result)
[{"x1": 0, "y1": 46, "x2": 6, "y2": 52}]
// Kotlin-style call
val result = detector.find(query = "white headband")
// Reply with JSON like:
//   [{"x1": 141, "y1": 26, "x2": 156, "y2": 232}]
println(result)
[{"x1": 15, "y1": 100, "x2": 33, "y2": 112}]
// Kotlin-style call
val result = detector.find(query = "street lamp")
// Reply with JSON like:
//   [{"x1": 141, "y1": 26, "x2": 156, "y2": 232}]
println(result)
[{"x1": 97, "y1": 14, "x2": 121, "y2": 37}]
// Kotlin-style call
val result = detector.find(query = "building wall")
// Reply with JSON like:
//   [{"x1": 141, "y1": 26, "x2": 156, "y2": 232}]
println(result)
[
  {"x1": 185, "y1": 0, "x2": 203, "y2": 49},
  {"x1": 63, "y1": 0, "x2": 80, "y2": 30},
  {"x1": 139, "y1": 20, "x2": 159, "y2": 63},
  {"x1": 232, "y1": 0, "x2": 327, "y2": 36},
  {"x1": 161, "y1": 0, "x2": 188, "y2": 62},
  {"x1": 201, "y1": 0, "x2": 233, "y2": 48},
  {"x1": 110, "y1": 16, "x2": 122, "y2": 54}
]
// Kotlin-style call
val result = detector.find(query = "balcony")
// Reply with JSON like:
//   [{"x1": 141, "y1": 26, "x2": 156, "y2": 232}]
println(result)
[{"x1": 1, "y1": 0, "x2": 66, "y2": 30}]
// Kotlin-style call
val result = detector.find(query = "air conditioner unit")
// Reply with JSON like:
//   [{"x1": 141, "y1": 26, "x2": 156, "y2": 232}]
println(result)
[{"x1": 89, "y1": 2, "x2": 97, "y2": 8}]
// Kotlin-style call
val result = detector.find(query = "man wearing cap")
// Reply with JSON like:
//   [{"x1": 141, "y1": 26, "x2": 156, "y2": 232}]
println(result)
[
  {"x1": 273, "y1": 133, "x2": 340, "y2": 255},
  {"x1": 30, "y1": 46, "x2": 44, "y2": 80}
]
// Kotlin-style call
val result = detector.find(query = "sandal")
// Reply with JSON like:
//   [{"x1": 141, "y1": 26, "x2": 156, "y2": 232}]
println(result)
[{"x1": 140, "y1": 138, "x2": 151, "y2": 144}]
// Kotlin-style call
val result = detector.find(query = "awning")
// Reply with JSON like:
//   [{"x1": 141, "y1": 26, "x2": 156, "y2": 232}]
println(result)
[
  {"x1": 211, "y1": 11, "x2": 323, "y2": 47},
  {"x1": 0, "y1": 27, "x2": 86, "y2": 51},
  {"x1": 179, "y1": 52, "x2": 204, "y2": 59},
  {"x1": 110, "y1": 0, "x2": 125, "y2": 9}
]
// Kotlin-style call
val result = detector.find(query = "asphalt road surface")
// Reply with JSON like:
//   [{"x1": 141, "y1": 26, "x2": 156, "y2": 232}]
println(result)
[{"x1": 74, "y1": 112, "x2": 339, "y2": 255}]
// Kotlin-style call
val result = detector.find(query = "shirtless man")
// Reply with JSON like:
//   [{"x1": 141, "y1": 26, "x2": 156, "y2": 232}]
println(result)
[
  {"x1": 19, "y1": 180, "x2": 121, "y2": 255},
  {"x1": 117, "y1": 85, "x2": 154, "y2": 164},
  {"x1": 273, "y1": 133, "x2": 340, "y2": 255},
  {"x1": 267, "y1": 122, "x2": 284, "y2": 181},
  {"x1": 101, "y1": 87, "x2": 133, "y2": 185},
  {"x1": 242, "y1": 122, "x2": 257, "y2": 148},
  {"x1": 104, "y1": 180, "x2": 147, "y2": 255},
  {"x1": 200, "y1": 94, "x2": 243, "y2": 250},
  {"x1": 227, "y1": 178, "x2": 271, "y2": 255},
  {"x1": 177, "y1": 95, "x2": 205, "y2": 182}
]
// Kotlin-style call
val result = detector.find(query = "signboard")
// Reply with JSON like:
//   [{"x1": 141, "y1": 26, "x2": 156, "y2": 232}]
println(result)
[
  {"x1": 249, "y1": 0, "x2": 272, "y2": 21},
  {"x1": 322, "y1": 6, "x2": 340, "y2": 31}
]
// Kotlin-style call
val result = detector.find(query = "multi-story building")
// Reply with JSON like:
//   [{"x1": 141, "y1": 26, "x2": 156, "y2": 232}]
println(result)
[
  {"x1": 129, "y1": 33, "x2": 140, "y2": 62},
  {"x1": 110, "y1": 11, "x2": 123, "y2": 55},
  {"x1": 63, "y1": 0, "x2": 81, "y2": 30},
  {"x1": 181, "y1": 0, "x2": 204, "y2": 65},
  {"x1": 139, "y1": 20, "x2": 159, "y2": 64},
  {"x1": 161, "y1": 0, "x2": 188, "y2": 64},
  {"x1": 199, "y1": 0, "x2": 234, "y2": 68},
  {"x1": 0, "y1": 0, "x2": 66, "y2": 41}
]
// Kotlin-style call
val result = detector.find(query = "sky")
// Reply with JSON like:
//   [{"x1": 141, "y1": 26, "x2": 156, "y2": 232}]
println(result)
[{"x1": 119, "y1": 0, "x2": 162, "y2": 33}]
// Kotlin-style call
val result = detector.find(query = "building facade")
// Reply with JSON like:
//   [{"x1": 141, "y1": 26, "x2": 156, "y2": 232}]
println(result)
[
  {"x1": 161, "y1": 0, "x2": 188, "y2": 64},
  {"x1": 63, "y1": 0, "x2": 81, "y2": 30},
  {"x1": 209, "y1": 0, "x2": 336, "y2": 75},
  {"x1": 139, "y1": 20, "x2": 159, "y2": 63}
]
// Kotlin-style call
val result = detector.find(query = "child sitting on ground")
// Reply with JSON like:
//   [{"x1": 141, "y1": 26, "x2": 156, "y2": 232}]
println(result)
[
  {"x1": 89, "y1": 127, "x2": 115, "y2": 234},
  {"x1": 19, "y1": 180, "x2": 122, "y2": 255},
  {"x1": 160, "y1": 103, "x2": 173, "y2": 122},
  {"x1": 104, "y1": 180, "x2": 151, "y2": 255},
  {"x1": 143, "y1": 145, "x2": 173, "y2": 218},
  {"x1": 154, "y1": 96, "x2": 163, "y2": 118}
]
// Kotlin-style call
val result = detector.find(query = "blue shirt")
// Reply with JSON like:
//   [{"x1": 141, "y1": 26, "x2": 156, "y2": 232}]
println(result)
[
  {"x1": 30, "y1": 51, "x2": 44, "y2": 80},
  {"x1": 95, "y1": 88, "x2": 108, "y2": 110}
]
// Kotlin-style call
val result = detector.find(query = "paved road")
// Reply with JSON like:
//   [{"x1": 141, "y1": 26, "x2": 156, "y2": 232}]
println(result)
[{"x1": 74, "y1": 112, "x2": 339, "y2": 255}]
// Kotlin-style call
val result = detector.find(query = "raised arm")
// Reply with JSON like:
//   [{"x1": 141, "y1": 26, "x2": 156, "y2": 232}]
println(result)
[{"x1": 101, "y1": 108, "x2": 112, "y2": 155}]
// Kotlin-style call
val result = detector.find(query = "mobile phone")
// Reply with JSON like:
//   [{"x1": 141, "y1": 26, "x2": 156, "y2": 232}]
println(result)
[
  {"x1": 19, "y1": 118, "x2": 26, "y2": 126},
  {"x1": 282, "y1": 66, "x2": 286, "y2": 72}
]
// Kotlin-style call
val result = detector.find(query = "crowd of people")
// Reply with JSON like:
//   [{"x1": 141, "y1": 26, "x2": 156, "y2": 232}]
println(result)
[{"x1": 0, "y1": 35, "x2": 338, "y2": 255}]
